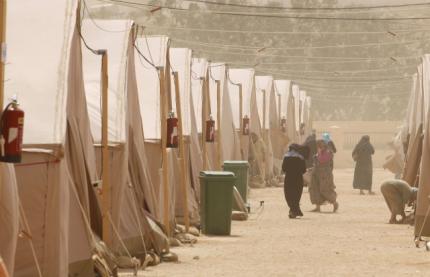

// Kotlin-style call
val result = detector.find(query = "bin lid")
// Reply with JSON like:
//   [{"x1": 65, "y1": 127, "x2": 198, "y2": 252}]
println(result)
[
  {"x1": 223, "y1": 160, "x2": 249, "y2": 167},
  {"x1": 200, "y1": 171, "x2": 236, "y2": 177}
]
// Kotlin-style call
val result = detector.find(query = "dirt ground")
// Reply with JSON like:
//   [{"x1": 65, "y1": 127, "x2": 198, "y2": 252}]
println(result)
[{"x1": 132, "y1": 169, "x2": 430, "y2": 276}]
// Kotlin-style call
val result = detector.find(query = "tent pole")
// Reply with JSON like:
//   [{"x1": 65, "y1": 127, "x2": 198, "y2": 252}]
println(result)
[
  {"x1": 100, "y1": 51, "x2": 111, "y2": 245},
  {"x1": 173, "y1": 72, "x2": 190, "y2": 232},
  {"x1": 239, "y1": 84, "x2": 243, "y2": 132},
  {"x1": 159, "y1": 67, "x2": 171, "y2": 236},
  {"x1": 262, "y1": 89, "x2": 266, "y2": 141},
  {"x1": 202, "y1": 73, "x2": 208, "y2": 170},
  {"x1": 278, "y1": 94, "x2": 281, "y2": 124},
  {"x1": 216, "y1": 80, "x2": 222, "y2": 169},
  {"x1": 0, "y1": 0, "x2": 6, "y2": 110},
  {"x1": 0, "y1": 0, "x2": 6, "y2": 210}
]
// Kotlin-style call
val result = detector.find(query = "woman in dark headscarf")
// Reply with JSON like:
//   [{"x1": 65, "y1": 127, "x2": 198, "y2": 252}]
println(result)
[
  {"x1": 352, "y1": 135, "x2": 375, "y2": 195},
  {"x1": 282, "y1": 143, "x2": 309, "y2": 218}
]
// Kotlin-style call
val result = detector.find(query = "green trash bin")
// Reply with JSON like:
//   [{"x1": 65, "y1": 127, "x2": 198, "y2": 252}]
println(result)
[
  {"x1": 199, "y1": 171, "x2": 236, "y2": 235},
  {"x1": 223, "y1": 161, "x2": 249, "y2": 205}
]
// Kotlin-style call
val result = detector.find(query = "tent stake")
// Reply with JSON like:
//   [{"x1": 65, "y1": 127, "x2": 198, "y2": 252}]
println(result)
[
  {"x1": 173, "y1": 72, "x2": 190, "y2": 232},
  {"x1": 101, "y1": 51, "x2": 111, "y2": 245}
]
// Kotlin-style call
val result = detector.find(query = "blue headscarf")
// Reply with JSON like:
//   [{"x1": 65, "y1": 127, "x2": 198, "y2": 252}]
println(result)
[{"x1": 322, "y1": 132, "x2": 331, "y2": 143}]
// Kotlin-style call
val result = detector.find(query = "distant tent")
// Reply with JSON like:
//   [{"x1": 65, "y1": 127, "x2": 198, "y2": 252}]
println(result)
[
  {"x1": 228, "y1": 68, "x2": 255, "y2": 160},
  {"x1": 255, "y1": 76, "x2": 276, "y2": 184},
  {"x1": 292, "y1": 84, "x2": 302, "y2": 143},
  {"x1": 191, "y1": 58, "x2": 213, "y2": 170},
  {"x1": 274, "y1": 80, "x2": 292, "y2": 155},
  {"x1": 169, "y1": 48, "x2": 200, "y2": 226},
  {"x1": 209, "y1": 63, "x2": 241, "y2": 162},
  {"x1": 287, "y1": 83, "x2": 298, "y2": 143}
]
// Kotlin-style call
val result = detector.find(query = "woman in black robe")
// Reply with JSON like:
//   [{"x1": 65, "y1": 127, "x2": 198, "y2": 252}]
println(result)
[
  {"x1": 282, "y1": 144, "x2": 309, "y2": 218},
  {"x1": 352, "y1": 135, "x2": 375, "y2": 195}
]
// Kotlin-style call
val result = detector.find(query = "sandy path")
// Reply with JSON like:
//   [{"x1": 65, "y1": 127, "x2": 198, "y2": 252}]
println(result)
[{"x1": 133, "y1": 169, "x2": 430, "y2": 276}]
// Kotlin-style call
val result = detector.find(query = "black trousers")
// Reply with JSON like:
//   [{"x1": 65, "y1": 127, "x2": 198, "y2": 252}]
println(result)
[{"x1": 284, "y1": 179, "x2": 304, "y2": 213}]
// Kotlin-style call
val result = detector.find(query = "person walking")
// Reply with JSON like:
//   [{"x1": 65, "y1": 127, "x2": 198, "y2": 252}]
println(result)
[
  {"x1": 282, "y1": 144, "x2": 309, "y2": 219},
  {"x1": 304, "y1": 130, "x2": 317, "y2": 169},
  {"x1": 352, "y1": 135, "x2": 375, "y2": 195},
  {"x1": 322, "y1": 132, "x2": 337, "y2": 154},
  {"x1": 309, "y1": 140, "x2": 339, "y2": 212}
]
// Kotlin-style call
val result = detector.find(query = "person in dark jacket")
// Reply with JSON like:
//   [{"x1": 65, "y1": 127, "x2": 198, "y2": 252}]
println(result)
[
  {"x1": 304, "y1": 130, "x2": 317, "y2": 169},
  {"x1": 282, "y1": 144, "x2": 309, "y2": 218},
  {"x1": 352, "y1": 135, "x2": 375, "y2": 195}
]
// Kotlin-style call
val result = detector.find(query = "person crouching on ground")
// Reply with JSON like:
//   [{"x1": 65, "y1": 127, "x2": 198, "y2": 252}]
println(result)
[
  {"x1": 380, "y1": 179, "x2": 417, "y2": 224},
  {"x1": 309, "y1": 140, "x2": 339, "y2": 213},
  {"x1": 282, "y1": 144, "x2": 309, "y2": 219}
]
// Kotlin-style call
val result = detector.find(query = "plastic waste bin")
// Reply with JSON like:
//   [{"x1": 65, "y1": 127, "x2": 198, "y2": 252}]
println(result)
[
  {"x1": 223, "y1": 161, "x2": 249, "y2": 204},
  {"x1": 199, "y1": 171, "x2": 235, "y2": 235}
]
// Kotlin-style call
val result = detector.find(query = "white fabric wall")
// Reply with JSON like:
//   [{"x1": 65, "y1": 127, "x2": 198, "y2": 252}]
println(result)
[
  {"x1": 292, "y1": 84, "x2": 301, "y2": 132},
  {"x1": 274, "y1": 80, "x2": 291, "y2": 119},
  {"x1": 170, "y1": 48, "x2": 192, "y2": 136},
  {"x1": 190, "y1": 58, "x2": 208, "y2": 133},
  {"x1": 228, "y1": 68, "x2": 255, "y2": 129},
  {"x1": 82, "y1": 20, "x2": 132, "y2": 143},
  {"x1": 255, "y1": 76, "x2": 273, "y2": 130},
  {"x1": 5, "y1": 0, "x2": 76, "y2": 144},
  {"x1": 135, "y1": 36, "x2": 169, "y2": 140}
]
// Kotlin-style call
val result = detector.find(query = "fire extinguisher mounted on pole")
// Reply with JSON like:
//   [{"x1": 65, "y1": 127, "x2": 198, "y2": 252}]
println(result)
[
  {"x1": 0, "y1": 98, "x2": 25, "y2": 163},
  {"x1": 206, "y1": 115, "x2": 215, "y2": 142},
  {"x1": 242, "y1": 115, "x2": 249, "y2": 136},
  {"x1": 280, "y1": 117, "x2": 287, "y2": 133},
  {"x1": 166, "y1": 111, "x2": 178, "y2": 148}
]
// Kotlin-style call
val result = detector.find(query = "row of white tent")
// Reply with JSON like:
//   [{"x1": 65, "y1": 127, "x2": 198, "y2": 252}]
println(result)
[
  {"x1": 0, "y1": 1, "x2": 313, "y2": 276},
  {"x1": 400, "y1": 54, "x2": 430, "y2": 241}
]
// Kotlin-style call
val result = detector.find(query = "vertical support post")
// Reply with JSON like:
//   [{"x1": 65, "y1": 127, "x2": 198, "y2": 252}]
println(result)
[
  {"x1": 278, "y1": 94, "x2": 281, "y2": 124},
  {"x1": 262, "y1": 89, "x2": 266, "y2": 141},
  {"x1": 0, "y1": 0, "x2": 6, "y2": 207},
  {"x1": 201, "y1": 74, "x2": 208, "y2": 170},
  {"x1": 0, "y1": 0, "x2": 6, "y2": 110},
  {"x1": 101, "y1": 51, "x2": 111, "y2": 245},
  {"x1": 239, "y1": 84, "x2": 243, "y2": 131},
  {"x1": 216, "y1": 80, "x2": 222, "y2": 169},
  {"x1": 159, "y1": 67, "x2": 170, "y2": 236},
  {"x1": 173, "y1": 72, "x2": 190, "y2": 232}
]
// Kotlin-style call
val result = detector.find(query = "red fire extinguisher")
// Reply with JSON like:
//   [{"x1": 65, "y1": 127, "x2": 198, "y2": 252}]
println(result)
[
  {"x1": 242, "y1": 115, "x2": 249, "y2": 136},
  {"x1": 280, "y1": 117, "x2": 287, "y2": 133},
  {"x1": 206, "y1": 117, "x2": 215, "y2": 142},
  {"x1": 0, "y1": 100, "x2": 25, "y2": 163},
  {"x1": 166, "y1": 111, "x2": 178, "y2": 148}
]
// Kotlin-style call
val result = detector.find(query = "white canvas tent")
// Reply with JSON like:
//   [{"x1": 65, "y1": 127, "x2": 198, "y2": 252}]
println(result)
[
  {"x1": 228, "y1": 68, "x2": 255, "y2": 160},
  {"x1": 209, "y1": 63, "x2": 241, "y2": 163},
  {"x1": 415, "y1": 55, "x2": 430, "y2": 238},
  {"x1": 135, "y1": 36, "x2": 177, "y2": 234},
  {"x1": 169, "y1": 48, "x2": 200, "y2": 226},
  {"x1": 6, "y1": 1, "x2": 96, "y2": 275},
  {"x1": 81, "y1": 19, "x2": 167, "y2": 257}
]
